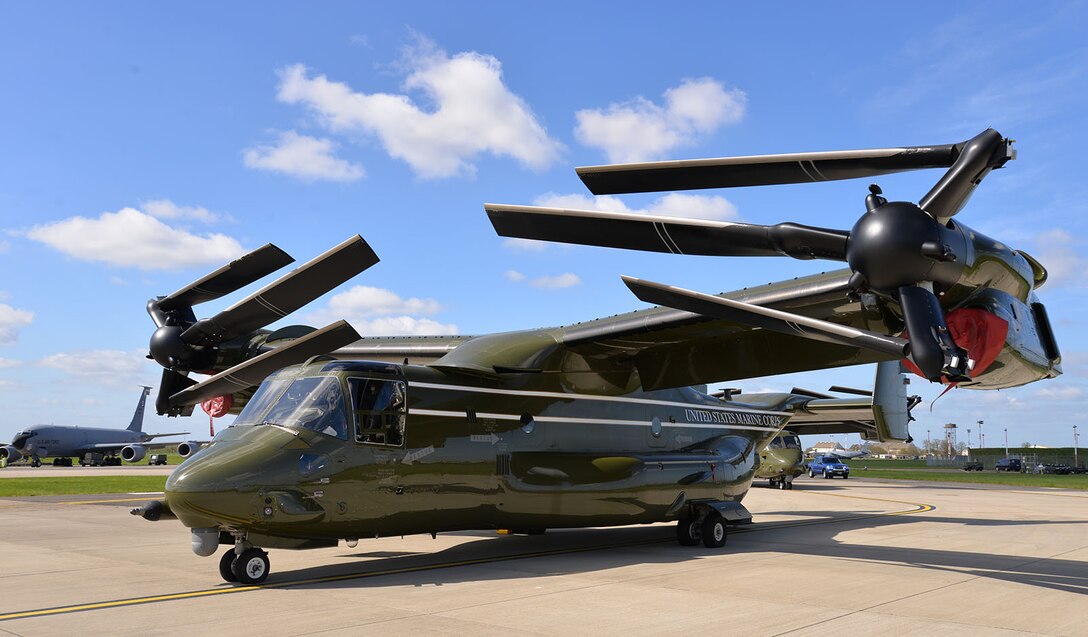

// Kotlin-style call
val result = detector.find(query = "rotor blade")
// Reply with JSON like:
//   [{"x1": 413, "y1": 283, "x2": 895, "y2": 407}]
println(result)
[
  {"x1": 181, "y1": 236, "x2": 378, "y2": 346},
  {"x1": 169, "y1": 320, "x2": 362, "y2": 409},
  {"x1": 578, "y1": 143, "x2": 961, "y2": 195},
  {"x1": 157, "y1": 244, "x2": 294, "y2": 312},
  {"x1": 622, "y1": 276, "x2": 908, "y2": 358},
  {"x1": 486, "y1": 204, "x2": 849, "y2": 260},
  {"x1": 918, "y1": 129, "x2": 1015, "y2": 224}
]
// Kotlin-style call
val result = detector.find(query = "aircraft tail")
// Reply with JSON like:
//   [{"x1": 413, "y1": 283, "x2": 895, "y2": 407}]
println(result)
[{"x1": 127, "y1": 386, "x2": 153, "y2": 433}]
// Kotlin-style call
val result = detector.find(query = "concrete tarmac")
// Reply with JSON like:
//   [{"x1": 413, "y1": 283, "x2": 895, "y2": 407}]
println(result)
[{"x1": 1, "y1": 479, "x2": 1086, "y2": 636}]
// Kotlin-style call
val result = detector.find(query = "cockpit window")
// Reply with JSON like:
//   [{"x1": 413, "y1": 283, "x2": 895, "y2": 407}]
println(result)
[
  {"x1": 233, "y1": 376, "x2": 348, "y2": 440},
  {"x1": 783, "y1": 435, "x2": 801, "y2": 449},
  {"x1": 349, "y1": 378, "x2": 406, "y2": 446}
]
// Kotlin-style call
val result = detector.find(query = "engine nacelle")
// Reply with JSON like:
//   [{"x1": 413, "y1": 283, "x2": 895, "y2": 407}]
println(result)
[
  {"x1": 177, "y1": 441, "x2": 202, "y2": 458},
  {"x1": 121, "y1": 444, "x2": 147, "y2": 463},
  {"x1": 0, "y1": 445, "x2": 22, "y2": 463}
]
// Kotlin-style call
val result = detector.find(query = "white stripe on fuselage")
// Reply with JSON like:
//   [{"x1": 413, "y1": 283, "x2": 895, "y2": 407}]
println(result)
[
  {"x1": 410, "y1": 409, "x2": 782, "y2": 433},
  {"x1": 409, "y1": 381, "x2": 789, "y2": 417}
]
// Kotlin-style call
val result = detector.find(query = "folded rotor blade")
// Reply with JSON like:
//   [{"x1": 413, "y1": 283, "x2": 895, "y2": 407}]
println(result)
[
  {"x1": 157, "y1": 244, "x2": 294, "y2": 312},
  {"x1": 578, "y1": 144, "x2": 960, "y2": 195},
  {"x1": 622, "y1": 276, "x2": 908, "y2": 358},
  {"x1": 169, "y1": 320, "x2": 362, "y2": 409},
  {"x1": 181, "y1": 236, "x2": 378, "y2": 346},
  {"x1": 918, "y1": 129, "x2": 1014, "y2": 224},
  {"x1": 486, "y1": 204, "x2": 849, "y2": 260}
]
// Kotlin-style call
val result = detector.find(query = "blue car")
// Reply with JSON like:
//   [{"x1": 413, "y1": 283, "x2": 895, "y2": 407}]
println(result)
[{"x1": 808, "y1": 454, "x2": 850, "y2": 479}]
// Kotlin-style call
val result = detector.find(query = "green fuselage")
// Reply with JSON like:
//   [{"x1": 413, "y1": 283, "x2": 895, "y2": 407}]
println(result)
[{"x1": 166, "y1": 361, "x2": 790, "y2": 546}]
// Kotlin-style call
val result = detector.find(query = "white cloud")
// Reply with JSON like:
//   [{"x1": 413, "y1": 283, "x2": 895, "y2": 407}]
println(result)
[
  {"x1": 141, "y1": 199, "x2": 221, "y2": 223},
  {"x1": 301, "y1": 285, "x2": 457, "y2": 336},
  {"x1": 504, "y1": 269, "x2": 581, "y2": 290},
  {"x1": 349, "y1": 316, "x2": 459, "y2": 336},
  {"x1": 0, "y1": 301, "x2": 34, "y2": 345},
  {"x1": 38, "y1": 349, "x2": 152, "y2": 386},
  {"x1": 1032, "y1": 229, "x2": 1084, "y2": 288},
  {"x1": 531, "y1": 273, "x2": 581, "y2": 289},
  {"x1": 533, "y1": 192, "x2": 739, "y2": 221},
  {"x1": 243, "y1": 131, "x2": 365, "y2": 182},
  {"x1": 23, "y1": 205, "x2": 247, "y2": 270},
  {"x1": 275, "y1": 39, "x2": 563, "y2": 178},
  {"x1": 0, "y1": 357, "x2": 21, "y2": 368},
  {"x1": 575, "y1": 78, "x2": 746, "y2": 163}
]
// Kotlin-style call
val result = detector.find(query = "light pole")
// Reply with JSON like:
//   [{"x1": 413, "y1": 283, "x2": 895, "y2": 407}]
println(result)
[
  {"x1": 1004, "y1": 428, "x2": 1009, "y2": 457},
  {"x1": 967, "y1": 428, "x2": 972, "y2": 456},
  {"x1": 1075, "y1": 424, "x2": 1079, "y2": 468},
  {"x1": 978, "y1": 419, "x2": 984, "y2": 449}
]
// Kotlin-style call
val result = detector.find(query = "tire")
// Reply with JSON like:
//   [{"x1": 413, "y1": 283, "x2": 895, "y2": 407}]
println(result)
[
  {"x1": 843, "y1": 474, "x2": 849, "y2": 479},
  {"x1": 809, "y1": 470, "x2": 816, "y2": 478},
  {"x1": 786, "y1": 481, "x2": 793, "y2": 490},
  {"x1": 676, "y1": 519, "x2": 700, "y2": 546},
  {"x1": 701, "y1": 513, "x2": 727, "y2": 548},
  {"x1": 219, "y1": 549, "x2": 239, "y2": 583},
  {"x1": 824, "y1": 471, "x2": 831, "y2": 479},
  {"x1": 231, "y1": 548, "x2": 269, "y2": 585},
  {"x1": 778, "y1": 479, "x2": 786, "y2": 490}
]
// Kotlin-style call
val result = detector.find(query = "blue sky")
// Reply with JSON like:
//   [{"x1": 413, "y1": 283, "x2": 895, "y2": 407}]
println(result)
[{"x1": 1, "y1": 2, "x2": 1085, "y2": 450}]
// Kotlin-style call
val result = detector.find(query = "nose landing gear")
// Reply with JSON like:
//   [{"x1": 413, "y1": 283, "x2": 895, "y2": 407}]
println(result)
[{"x1": 219, "y1": 542, "x2": 270, "y2": 585}]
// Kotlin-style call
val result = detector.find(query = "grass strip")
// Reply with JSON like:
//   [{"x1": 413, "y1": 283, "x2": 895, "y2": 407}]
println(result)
[
  {"x1": 0, "y1": 476, "x2": 168, "y2": 497},
  {"x1": 849, "y1": 469, "x2": 1088, "y2": 489}
]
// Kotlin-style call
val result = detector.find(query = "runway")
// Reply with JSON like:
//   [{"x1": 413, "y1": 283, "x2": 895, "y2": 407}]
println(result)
[{"x1": 1, "y1": 479, "x2": 1086, "y2": 636}]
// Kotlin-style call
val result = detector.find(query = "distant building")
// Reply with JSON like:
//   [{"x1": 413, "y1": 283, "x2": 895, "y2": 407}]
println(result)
[{"x1": 807, "y1": 441, "x2": 844, "y2": 455}]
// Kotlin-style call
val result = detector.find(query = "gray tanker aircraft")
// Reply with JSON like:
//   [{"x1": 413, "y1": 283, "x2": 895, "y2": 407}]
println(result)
[
  {"x1": 1, "y1": 386, "x2": 194, "y2": 467},
  {"x1": 132, "y1": 129, "x2": 1060, "y2": 585}
]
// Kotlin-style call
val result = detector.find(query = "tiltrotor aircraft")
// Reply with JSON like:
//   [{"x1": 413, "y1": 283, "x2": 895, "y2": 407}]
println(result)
[{"x1": 134, "y1": 129, "x2": 1060, "y2": 585}]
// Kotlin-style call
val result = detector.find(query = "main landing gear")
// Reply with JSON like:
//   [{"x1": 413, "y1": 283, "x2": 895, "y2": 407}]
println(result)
[
  {"x1": 219, "y1": 546, "x2": 270, "y2": 585},
  {"x1": 768, "y1": 477, "x2": 793, "y2": 490},
  {"x1": 675, "y1": 510, "x2": 728, "y2": 548}
]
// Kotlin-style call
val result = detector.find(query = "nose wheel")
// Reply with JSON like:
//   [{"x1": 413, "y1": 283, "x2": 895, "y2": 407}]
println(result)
[{"x1": 219, "y1": 547, "x2": 270, "y2": 585}]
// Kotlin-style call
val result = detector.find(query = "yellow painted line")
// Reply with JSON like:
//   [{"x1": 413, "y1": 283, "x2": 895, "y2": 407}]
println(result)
[{"x1": 0, "y1": 491, "x2": 935, "y2": 622}]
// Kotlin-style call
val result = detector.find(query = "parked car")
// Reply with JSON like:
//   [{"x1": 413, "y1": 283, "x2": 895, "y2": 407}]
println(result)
[
  {"x1": 808, "y1": 454, "x2": 850, "y2": 479},
  {"x1": 963, "y1": 460, "x2": 984, "y2": 471},
  {"x1": 148, "y1": 454, "x2": 168, "y2": 466},
  {"x1": 994, "y1": 458, "x2": 1022, "y2": 472}
]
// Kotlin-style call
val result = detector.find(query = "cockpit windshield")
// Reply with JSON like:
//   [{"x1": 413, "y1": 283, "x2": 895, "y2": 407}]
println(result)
[
  {"x1": 783, "y1": 434, "x2": 801, "y2": 449},
  {"x1": 233, "y1": 376, "x2": 348, "y2": 440}
]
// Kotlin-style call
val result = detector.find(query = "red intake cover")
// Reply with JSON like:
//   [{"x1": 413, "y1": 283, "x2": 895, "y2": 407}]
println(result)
[
  {"x1": 201, "y1": 394, "x2": 233, "y2": 418},
  {"x1": 903, "y1": 308, "x2": 1009, "y2": 382}
]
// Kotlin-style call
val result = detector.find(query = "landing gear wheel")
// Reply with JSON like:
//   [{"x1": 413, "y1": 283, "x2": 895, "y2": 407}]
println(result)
[
  {"x1": 676, "y1": 518, "x2": 700, "y2": 546},
  {"x1": 31, "y1": 457, "x2": 41, "y2": 468},
  {"x1": 231, "y1": 548, "x2": 269, "y2": 585},
  {"x1": 701, "y1": 512, "x2": 727, "y2": 548},
  {"x1": 786, "y1": 480, "x2": 793, "y2": 490},
  {"x1": 218, "y1": 549, "x2": 239, "y2": 583},
  {"x1": 777, "y1": 479, "x2": 787, "y2": 490}
]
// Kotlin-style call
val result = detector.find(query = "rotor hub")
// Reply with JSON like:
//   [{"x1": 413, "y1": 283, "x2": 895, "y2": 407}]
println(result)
[{"x1": 846, "y1": 201, "x2": 963, "y2": 292}]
